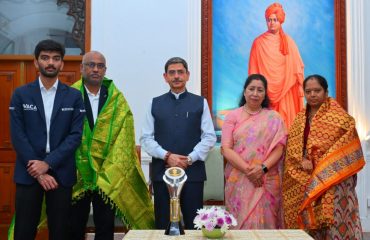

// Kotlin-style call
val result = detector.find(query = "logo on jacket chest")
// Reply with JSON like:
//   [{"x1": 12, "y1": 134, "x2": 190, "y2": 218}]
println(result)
[{"x1": 23, "y1": 104, "x2": 37, "y2": 111}]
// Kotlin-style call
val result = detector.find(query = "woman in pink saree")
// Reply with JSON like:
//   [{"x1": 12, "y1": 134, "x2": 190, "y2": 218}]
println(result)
[{"x1": 221, "y1": 74, "x2": 287, "y2": 229}]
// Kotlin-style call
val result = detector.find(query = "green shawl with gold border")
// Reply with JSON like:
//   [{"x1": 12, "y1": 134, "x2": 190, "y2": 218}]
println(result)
[{"x1": 72, "y1": 78, "x2": 154, "y2": 229}]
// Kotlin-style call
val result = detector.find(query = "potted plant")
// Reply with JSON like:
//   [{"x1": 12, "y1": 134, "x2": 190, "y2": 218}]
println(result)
[{"x1": 193, "y1": 206, "x2": 237, "y2": 239}]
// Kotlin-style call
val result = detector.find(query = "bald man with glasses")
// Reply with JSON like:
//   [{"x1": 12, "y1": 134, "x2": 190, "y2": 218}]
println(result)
[{"x1": 69, "y1": 51, "x2": 154, "y2": 240}]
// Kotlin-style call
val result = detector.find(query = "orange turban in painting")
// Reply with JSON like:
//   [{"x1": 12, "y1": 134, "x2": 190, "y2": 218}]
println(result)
[
  {"x1": 265, "y1": 3, "x2": 286, "y2": 23},
  {"x1": 265, "y1": 3, "x2": 288, "y2": 55}
]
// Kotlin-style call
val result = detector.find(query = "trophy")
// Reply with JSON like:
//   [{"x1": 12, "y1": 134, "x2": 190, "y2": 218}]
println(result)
[{"x1": 163, "y1": 167, "x2": 187, "y2": 235}]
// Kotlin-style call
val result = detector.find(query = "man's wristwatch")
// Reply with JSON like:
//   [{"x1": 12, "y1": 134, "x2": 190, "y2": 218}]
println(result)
[
  {"x1": 187, "y1": 156, "x2": 193, "y2": 165},
  {"x1": 261, "y1": 164, "x2": 268, "y2": 174}
]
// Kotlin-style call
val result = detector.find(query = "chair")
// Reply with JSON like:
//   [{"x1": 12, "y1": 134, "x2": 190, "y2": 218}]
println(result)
[{"x1": 203, "y1": 146, "x2": 225, "y2": 205}]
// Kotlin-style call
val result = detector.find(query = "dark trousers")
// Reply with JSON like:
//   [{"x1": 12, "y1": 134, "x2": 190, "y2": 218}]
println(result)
[
  {"x1": 153, "y1": 181, "x2": 204, "y2": 229},
  {"x1": 14, "y1": 183, "x2": 72, "y2": 240},
  {"x1": 69, "y1": 190, "x2": 115, "y2": 240}
]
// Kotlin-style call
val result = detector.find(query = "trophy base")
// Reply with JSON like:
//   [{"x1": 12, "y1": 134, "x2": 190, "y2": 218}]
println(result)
[{"x1": 164, "y1": 221, "x2": 185, "y2": 235}]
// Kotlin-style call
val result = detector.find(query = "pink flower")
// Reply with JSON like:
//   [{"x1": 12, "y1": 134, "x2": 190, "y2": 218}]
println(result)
[
  {"x1": 201, "y1": 214, "x2": 208, "y2": 221},
  {"x1": 225, "y1": 216, "x2": 232, "y2": 225},
  {"x1": 216, "y1": 217, "x2": 224, "y2": 226},
  {"x1": 205, "y1": 222, "x2": 214, "y2": 231}
]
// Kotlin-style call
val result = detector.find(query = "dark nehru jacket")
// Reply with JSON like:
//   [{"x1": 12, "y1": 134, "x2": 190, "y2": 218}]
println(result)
[{"x1": 151, "y1": 91, "x2": 205, "y2": 182}]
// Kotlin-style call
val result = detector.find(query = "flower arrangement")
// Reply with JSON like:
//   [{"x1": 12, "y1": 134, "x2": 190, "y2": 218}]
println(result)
[{"x1": 193, "y1": 206, "x2": 237, "y2": 233}]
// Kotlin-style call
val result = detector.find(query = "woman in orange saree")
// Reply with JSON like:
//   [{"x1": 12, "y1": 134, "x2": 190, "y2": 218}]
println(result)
[
  {"x1": 283, "y1": 74, "x2": 365, "y2": 239},
  {"x1": 221, "y1": 74, "x2": 287, "y2": 229}
]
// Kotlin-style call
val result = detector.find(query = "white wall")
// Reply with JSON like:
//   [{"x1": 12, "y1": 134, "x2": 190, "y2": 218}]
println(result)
[{"x1": 91, "y1": 0, "x2": 201, "y2": 144}]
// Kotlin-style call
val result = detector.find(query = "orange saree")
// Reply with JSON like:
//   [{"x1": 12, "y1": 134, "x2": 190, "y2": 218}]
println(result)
[
  {"x1": 283, "y1": 98, "x2": 364, "y2": 239},
  {"x1": 249, "y1": 32, "x2": 304, "y2": 128}
]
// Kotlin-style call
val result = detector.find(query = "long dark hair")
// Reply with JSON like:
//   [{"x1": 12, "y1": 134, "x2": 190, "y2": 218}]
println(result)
[{"x1": 238, "y1": 74, "x2": 270, "y2": 108}]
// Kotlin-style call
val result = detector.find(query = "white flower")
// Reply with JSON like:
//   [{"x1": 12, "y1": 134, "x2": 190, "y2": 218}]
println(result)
[{"x1": 193, "y1": 206, "x2": 237, "y2": 233}]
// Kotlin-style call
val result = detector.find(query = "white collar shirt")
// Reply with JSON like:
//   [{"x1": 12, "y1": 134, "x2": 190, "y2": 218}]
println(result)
[
  {"x1": 85, "y1": 85, "x2": 101, "y2": 124},
  {"x1": 39, "y1": 78, "x2": 58, "y2": 153},
  {"x1": 171, "y1": 90, "x2": 185, "y2": 99}
]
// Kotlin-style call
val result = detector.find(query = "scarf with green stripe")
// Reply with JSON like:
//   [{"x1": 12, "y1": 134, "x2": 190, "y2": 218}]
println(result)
[{"x1": 71, "y1": 78, "x2": 154, "y2": 229}]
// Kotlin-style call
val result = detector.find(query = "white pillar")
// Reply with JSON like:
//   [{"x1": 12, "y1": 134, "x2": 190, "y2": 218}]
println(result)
[{"x1": 346, "y1": 0, "x2": 370, "y2": 231}]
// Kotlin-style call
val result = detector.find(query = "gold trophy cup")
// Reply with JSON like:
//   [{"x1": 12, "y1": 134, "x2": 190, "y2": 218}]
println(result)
[{"x1": 163, "y1": 167, "x2": 187, "y2": 235}]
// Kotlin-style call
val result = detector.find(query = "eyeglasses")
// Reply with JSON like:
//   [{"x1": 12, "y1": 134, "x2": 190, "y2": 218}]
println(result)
[
  {"x1": 167, "y1": 69, "x2": 186, "y2": 76},
  {"x1": 83, "y1": 62, "x2": 106, "y2": 70}
]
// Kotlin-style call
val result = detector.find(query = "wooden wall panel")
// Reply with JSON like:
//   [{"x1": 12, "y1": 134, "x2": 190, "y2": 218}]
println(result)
[
  {"x1": 0, "y1": 61, "x2": 21, "y2": 152},
  {"x1": 58, "y1": 59, "x2": 82, "y2": 85},
  {"x1": 0, "y1": 164, "x2": 15, "y2": 223}
]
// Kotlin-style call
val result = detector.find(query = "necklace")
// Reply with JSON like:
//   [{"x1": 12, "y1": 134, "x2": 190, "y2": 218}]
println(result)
[{"x1": 244, "y1": 105, "x2": 262, "y2": 115}]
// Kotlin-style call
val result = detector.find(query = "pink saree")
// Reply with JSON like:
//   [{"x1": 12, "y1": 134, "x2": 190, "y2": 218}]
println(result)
[{"x1": 222, "y1": 107, "x2": 287, "y2": 229}]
